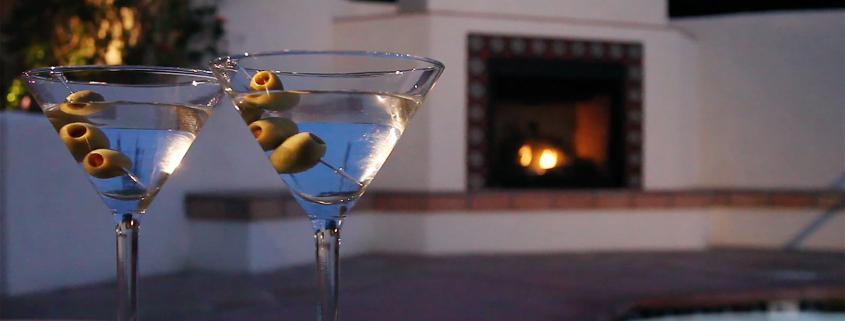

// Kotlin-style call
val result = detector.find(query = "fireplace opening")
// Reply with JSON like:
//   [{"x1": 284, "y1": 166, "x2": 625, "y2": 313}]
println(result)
[{"x1": 485, "y1": 58, "x2": 628, "y2": 189}]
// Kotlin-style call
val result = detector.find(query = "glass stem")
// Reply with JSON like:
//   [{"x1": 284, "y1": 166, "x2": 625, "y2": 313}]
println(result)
[
  {"x1": 116, "y1": 214, "x2": 140, "y2": 321},
  {"x1": 313, "y1": 217, "x2": 344, "y2": 321}
]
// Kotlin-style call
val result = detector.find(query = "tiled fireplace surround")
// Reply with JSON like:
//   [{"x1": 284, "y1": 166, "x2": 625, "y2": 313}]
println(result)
[
  {"x1": 465, "y1": 33, "x2": 644, "y2": 189},
  {"x1": 187, "y1": 33, "x2": 843, "y2": 220}
]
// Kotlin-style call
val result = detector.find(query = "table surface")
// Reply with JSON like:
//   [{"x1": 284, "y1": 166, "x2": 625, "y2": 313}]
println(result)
[{"x1": 2, "y1": 249, "x2": 843, "y2": 321}]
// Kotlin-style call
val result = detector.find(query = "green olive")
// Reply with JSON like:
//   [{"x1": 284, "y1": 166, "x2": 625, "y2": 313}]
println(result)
[
  {"x1": 59, "y1": 122, "x2": 111, "y2": 162},
  {"x1": 268, "y1": 132, "x2": 326, "y2": 174},
  {"x1": 249, "y1": 117, "x2": 299, "y2": 151},
  {"x1": 44, "y1": 109, "x2": 90, "y2": 131},
  {"x1": 250, "y1": 70, "x2": 283, "y2": 91},
  {"x1": 66, "y1": 90, "x2": 105, "y2": 103},
  {"x1": 242, "y1": 70, "x2": 300, "y2": 111},
  {"x1": 59, "y1": 90, "x2": 106, "y2": 115},
  {"x1": 237, "y1": 106, "x2": 264, "y2": 124},
  {"x1": 83, "y1": 149, "x2": 132, "y2": 179},
  {"x1": 239, "y1": 91, "x2": 301, "y2": 112}
]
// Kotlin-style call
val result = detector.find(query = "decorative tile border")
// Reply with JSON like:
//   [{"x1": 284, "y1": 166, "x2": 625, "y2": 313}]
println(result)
[
  {"x1": 186, "y1": 189, "x2": 844, "y2": 220},
  {"x1": 466, "y1": 33, "x2": 644, "y2": 190}
]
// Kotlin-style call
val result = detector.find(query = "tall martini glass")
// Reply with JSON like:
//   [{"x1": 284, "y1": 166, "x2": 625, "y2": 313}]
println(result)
[
  {"x1": 209, "y1": 51, "x2": 443, "y2": 320},
  {"x1": 21, "y1": 66, "x2": 224, "y2": 321}
]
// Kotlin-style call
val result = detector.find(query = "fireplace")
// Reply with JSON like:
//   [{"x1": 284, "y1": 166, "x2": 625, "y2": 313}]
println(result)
[{"x1": 466, "y1": 34, "x2": 644, "y2": 190}]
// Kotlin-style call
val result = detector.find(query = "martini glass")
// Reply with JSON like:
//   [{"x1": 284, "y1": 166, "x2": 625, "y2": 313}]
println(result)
[
  {"x1": 21, "y1": 65, "x2": 224, "y2": 321},
  {"x1": 209, "y1": 51, "x2": 443, "y2": 320}
]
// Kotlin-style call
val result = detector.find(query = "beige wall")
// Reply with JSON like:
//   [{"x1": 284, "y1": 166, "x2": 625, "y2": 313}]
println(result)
[
  {"x1": 373, "y1": 210, "x2": 711, "y2": 254},
  {"x1": 332, "y1": 16, "x2": 435, "y2": 191},
  {"x1": 426, "y1": 0, "x2": 668, "y2": 25},
  {"x1": 710, "y1": 208, "x2": 845, "y2": 251},
  {"x1": 191, "y1": 208, "x2": 845, "y2": 273},
  {"x1": 675, "y1": 11, "x2": 845, "y2": 188},
  {"x1": 219, "y1": 0, "x2": 333, "y2": 52},
  {"x1": 1, "y1": 114, "x2": 134, "y2": 295}
]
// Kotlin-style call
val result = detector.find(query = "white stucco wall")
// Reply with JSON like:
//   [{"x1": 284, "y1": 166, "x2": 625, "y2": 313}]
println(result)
[
  {"x1": 0, "y1": 105, "x2": 290, "y2": 295},
  {"x1": 709, "y1": 208, "x2": 845, "y2": 251},
  {"x1": 188, "y1": 214, "x2": 378, "y2": 273},
  {"x1": 189, "y1": 207, "x2": 845, "y2": 272},
  {"x1": 1, "y1": 113, "x2": 132, "y2": 295},
  {"x1": 332, "y1": 16, "x2": 434, "y2": 191},
  {"x1": 333, "y1": 0, "x2": 397, "y2": 18},
  {"x1": 674, "y1": 11, "x2": 845, "y2": 188},
  {"x1": 218, "y1": 0, "x2": 333, "y2": 53},
  {"x1": 373, "y1": 210, "x2": 710, "y2": 254},
  {"x1": 426, "y1": 0, "x2": 668, "y2": 25}
]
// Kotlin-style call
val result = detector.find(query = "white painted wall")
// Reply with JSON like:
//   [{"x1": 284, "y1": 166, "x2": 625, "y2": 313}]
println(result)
[
  {"x1": 218, "y1": 0, "x2": 333, "y2": 53},
  {"x1": 189, "y1": 210, "x2": 712, "y2": 273},
  {"x1": 332, "y1": 16, "x2": 434, "y2": 191},
  {"x1": 188, "y1": 214, "x2": 377, "y2": 273},
  {"x1": 192, "y1": 206, "x2": 845, "y2": 273},
  {"x1": 373, "y1": 210, "x2": 710, "y2": 254},
  {"x1": 333, "y1": 0, "x2": 397, "y2": 19},
  {"x1": 710, "y1": 208, "x2": 845, "y2": 251},
  {"x1": 426, "y1": 0, "x2": 669, "y2": 25},
  {"x1": 674, "y1": 11, "x2": 845, "y2": 188},
  {"x1": 0, "y1": 105, "x2": 288, "y2": 294},
  {"x1": 1, "y1": 113, "x2": 126, "y2": 295}
]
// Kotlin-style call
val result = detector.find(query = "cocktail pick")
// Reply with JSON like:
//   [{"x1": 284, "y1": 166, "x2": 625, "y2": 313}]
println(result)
[{"x1": 234, "y1": 63, "x2": 363, "y2": 187}]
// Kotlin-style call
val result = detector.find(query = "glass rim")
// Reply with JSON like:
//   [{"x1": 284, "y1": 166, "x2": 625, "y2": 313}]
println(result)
[
  {"x1": 210, "y1": 50, "x2": 445, "y2": 76},
  {"x1": 21, "y1": 65, "x2": 218, "y2": 84}
]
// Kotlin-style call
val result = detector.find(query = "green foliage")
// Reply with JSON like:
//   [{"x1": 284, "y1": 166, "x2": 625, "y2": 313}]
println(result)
[{"x1": 0, "y1": 0, "x2": 225, "y2": 111}]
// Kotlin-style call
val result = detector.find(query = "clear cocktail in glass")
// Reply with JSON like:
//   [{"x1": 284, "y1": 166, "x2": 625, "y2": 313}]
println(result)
[
  {"x1": 209, "y1": 51, "x2": 444, "y2": 320},
  {"x1": 22, "y1": 66, "x2": 224, "y2": 320}
]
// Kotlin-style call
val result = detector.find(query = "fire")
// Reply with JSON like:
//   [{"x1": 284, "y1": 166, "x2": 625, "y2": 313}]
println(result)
[
  {"x1": 538, "y1": 149, "x2": 558, "y2": 169},
  {"x1": 518, "y1": 145, "x2": 532, "y2": 167},
  {"x1": 517, "y1": 142, "x2": 565, "y2": 175}
]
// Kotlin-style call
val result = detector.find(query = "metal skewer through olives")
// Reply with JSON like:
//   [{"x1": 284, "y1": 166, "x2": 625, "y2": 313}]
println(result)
[
  {"x1": 83, "y1": 149, "x2": 133, "y2": 179},
  {"x1": 59, "y1": 122, "x2": 110, "y2": 161},
  {"x1": 269, "y1": 132, "x2": 326, "y2": 174},
  {"x1": 238, "y1": 70, "x2": 300, "y2": 112},
  {"x1": 59, "y1": 90, "x2": 107, "y2": 115},
  {"x1": 249, "y1": 117, "x2": 299, "y2": 151}
]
